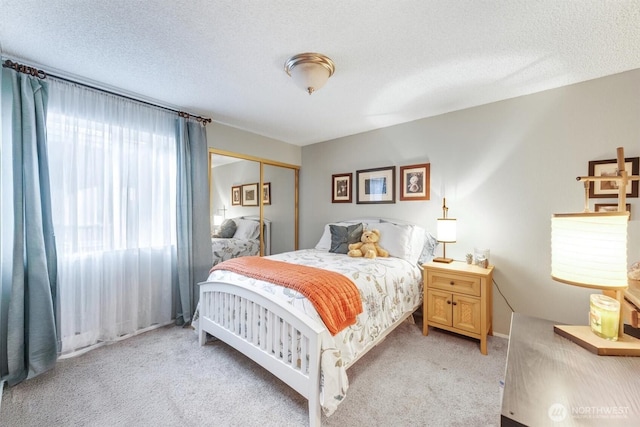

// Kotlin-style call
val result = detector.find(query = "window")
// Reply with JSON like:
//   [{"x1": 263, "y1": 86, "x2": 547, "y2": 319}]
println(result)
[{"x1": 46, "y1": 81, "x2": 177, "y2": 355}]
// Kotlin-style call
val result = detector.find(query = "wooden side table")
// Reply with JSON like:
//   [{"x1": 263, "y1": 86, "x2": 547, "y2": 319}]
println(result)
[
  {"x1": 422, "y1": 261, "x2": 494, "y2": 354},
  {"x1": 501, "y1": 313, "x2": 640, "y2": 426}
]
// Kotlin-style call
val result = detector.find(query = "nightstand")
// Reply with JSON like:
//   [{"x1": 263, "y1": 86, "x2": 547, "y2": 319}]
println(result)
[{"x1": 422, "y1": 261, "x2": 494, "y2": 354}]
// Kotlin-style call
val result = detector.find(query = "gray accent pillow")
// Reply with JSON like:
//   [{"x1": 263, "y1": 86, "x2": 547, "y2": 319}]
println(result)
[
  {"x1": 329, "y1": 223, "x2": 363, "y2": 254},
  {"x1": 213, "y1": 219, "x2": 237, "y2": 238}
]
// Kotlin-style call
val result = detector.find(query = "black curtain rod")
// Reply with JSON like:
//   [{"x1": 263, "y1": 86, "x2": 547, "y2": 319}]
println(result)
[{"x1": 2, "y1": 59, "x2": 212, "y2": 125}]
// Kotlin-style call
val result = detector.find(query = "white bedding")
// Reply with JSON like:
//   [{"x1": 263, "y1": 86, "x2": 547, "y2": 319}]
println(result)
[{"x1": 201, "y1": 249, "x2": 423, "y2": 415}]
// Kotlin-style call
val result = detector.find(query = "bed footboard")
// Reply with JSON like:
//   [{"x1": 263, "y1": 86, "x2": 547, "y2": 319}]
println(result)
[{"x1": 198, "y1": 280, "x2": 325, "y2": 426}]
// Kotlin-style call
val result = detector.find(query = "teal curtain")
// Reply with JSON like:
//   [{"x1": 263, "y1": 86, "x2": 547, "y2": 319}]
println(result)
[
  {"x1": 175, "y1": 118, "x2": 212, "y2": 325},
  {"x1": 2, "y1": 68, "x2": 58, "y2": 385}
]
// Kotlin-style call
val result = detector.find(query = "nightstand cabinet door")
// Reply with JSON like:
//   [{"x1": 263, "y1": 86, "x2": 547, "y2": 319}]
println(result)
[
  {"x1": 426, "y1": 289, "x2": 452, "y2": 325},
  {"x1": 452, "y1": 294, "x2": 481, "y2": 334}
]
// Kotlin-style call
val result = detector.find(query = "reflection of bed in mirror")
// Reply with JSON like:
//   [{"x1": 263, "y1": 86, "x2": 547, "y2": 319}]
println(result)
[{"x1": 211, "y1": 215, "x2": 271, "y2": 266}]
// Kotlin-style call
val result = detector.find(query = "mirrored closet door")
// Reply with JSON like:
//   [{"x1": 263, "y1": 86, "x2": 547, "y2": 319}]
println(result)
[
  {"x1": 209, "y1": 149, "x2": 299, "y2": 259},
  {"x1": 263, "y1": 163, "x2": 296, "y2": 254}
]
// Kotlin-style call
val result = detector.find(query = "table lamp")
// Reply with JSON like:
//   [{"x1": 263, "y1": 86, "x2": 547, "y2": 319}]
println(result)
[
  {"x1": 212, "y1": 214, "x2": 224, "y2": 235},
  {"x1": 433, "y1": 198, "x2": 456, "y2": 263},
  {"x1": 551, "y1": 147, "x2": 640, "y2": 356}
]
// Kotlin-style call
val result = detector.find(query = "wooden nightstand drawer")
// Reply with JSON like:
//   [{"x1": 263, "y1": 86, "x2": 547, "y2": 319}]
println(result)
[{"x1": 428, "y1": 271, "x2": 480, "y2": 296}]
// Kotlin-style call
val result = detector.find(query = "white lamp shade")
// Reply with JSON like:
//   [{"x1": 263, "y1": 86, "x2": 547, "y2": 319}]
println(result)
[
  {"x1": 551, "y1": 212, "x2": 629, "y2": 289},
  {"x1": 289, "y1": 62, "x2": 331, "y2": 94},
  {"x1": 436, "y1": 218, "x2": 457, "y2": 243},
  {"x1": 213, "y1": 215, "x2": 224, "y2": 226},
  {"x1": 285, "y1": 53, "x2": 335, "y2": 95}
]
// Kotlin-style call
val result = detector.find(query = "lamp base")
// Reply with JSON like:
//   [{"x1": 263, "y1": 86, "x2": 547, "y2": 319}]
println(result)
[
  {"x1": 554, "y1": 325, "x2": 640, "y2": 356},
  {"x1": 432, "y1": 257, "x2": 454, "y2": 263}
]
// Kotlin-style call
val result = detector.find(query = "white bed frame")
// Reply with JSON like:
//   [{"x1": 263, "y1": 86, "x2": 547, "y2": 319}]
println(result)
[
  {"x1": 198, "y1": 281, "x2": 418, "y2": 426},
  {"x1": 198, "y1": 218, "x2": 424, "y2": 426}
]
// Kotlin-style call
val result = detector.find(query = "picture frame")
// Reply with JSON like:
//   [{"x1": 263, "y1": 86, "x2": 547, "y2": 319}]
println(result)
[
  {"x1": 399, "y1": 163, "x2": 430, "y2": 201},
  {"x1": 242, "y1": 183, "x2": 258, "y2": 206},
  {"x1": 356, "y1": 166, "x2": 396, "y2": 204},
  {"x1": 262, "y1": 182, "x2": 271, "y2": 205},
  {"x1": 588, "y1": 157, "x2": 639, "y2": 198},
  {"x1": 594, "y1": 203, "x2": 631, "y2": 217},
  {"x1": 231, "y1": 185, "x2": 242, "y2": 206},
  {"x1": 332, "y1": 173, "x2": 352, "y2": 203}
]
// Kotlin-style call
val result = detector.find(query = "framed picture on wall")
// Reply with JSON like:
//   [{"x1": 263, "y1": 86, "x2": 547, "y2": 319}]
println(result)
[
  {"x1": 231, "y1": 185, "x2": 242, "y2": 206},
  {"x1": 242, "y1": 183, "x2": 258, "y2": 206},
  {"x1": 588, "y1": 157, "x2": 639, "y2": 198},
  {"x1": 399, "y1": 163, "x2": 430, "y2": 201},
  {"x1": 262, "y1": 182, "x2": 271, "y2": 205},
  {"x1": 594, "y1": 203, "x2": 631, "y2": 217},
  {"x1": 356, "y1": 166, "x2": 396, "y2": 204},
  {"x1": 332, "y1": 173, "x2": 352, "y2": 203}
]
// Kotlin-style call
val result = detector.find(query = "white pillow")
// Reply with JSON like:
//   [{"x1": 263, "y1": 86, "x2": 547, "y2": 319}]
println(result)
[
  {"x1": 315, "y1": 219, "x2": 381, "y2": 251},
  {"x1": 379, "y1": 220, "x2": 436, "y2": 265},
  {"x1": 410, "y1": 225, "x2": 427, "y2": 265},
  {"x1": 233, "y1": 219, "x2": 260, "y2": 240},
  {"x1": 372, "y1": 222, "x2": 414, "y2": 262},
  {"x1": 418, "y1": 232, "x2": 439, "y2": 264}
]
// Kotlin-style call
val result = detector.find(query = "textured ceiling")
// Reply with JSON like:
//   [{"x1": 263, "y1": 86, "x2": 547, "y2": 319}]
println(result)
[{"x1": 2, "y1": 1, "x2": 640, "y2": 146}]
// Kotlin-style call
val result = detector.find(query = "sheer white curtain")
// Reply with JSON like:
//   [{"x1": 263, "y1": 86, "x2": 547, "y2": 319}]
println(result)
[{"x1": 46, "y1": 80, "x2": 177, "y2": 355}]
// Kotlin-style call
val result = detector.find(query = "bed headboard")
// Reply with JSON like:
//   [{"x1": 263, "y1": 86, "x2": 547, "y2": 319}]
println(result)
[
  {"x1": 239, "y1": 215, "x2": 271, "y2": 256},
  {"x1": 337, "y1": 217, "x2": 413, "y2": 227}
]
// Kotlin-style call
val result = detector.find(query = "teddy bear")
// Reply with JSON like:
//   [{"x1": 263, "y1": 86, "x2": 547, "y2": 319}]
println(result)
[{"x1": 348, "y1": 229, "x2": 389, "y2": 259}]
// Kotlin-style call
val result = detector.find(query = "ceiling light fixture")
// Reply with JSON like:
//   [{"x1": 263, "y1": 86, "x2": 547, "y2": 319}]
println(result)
[{"x1": 284, "y1": 53, "x2": 335, "y2": 95}]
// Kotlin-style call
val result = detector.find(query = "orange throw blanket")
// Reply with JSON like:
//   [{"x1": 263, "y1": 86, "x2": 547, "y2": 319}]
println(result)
[{"x1": 210, "y1": 257, "x2": 363, "y2": 335}]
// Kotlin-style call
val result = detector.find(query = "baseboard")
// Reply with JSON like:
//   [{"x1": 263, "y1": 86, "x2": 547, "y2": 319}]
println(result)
[
  {"x1": 59, "y1": 320, "x2": 175, "y2": 359},
  {"x1": 493, "y1": 331, "x2": 509, "y2": 339}
]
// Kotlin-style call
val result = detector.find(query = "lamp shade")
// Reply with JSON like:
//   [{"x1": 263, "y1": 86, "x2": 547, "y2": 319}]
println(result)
[
  {"x1": 551, "y1": 212, "x2": 629, "y2": 289},
  {"x1": 289, "y1": 62, "x2": 330, "y2": 94},
  {"x1": 213, "y1": 215, "x2": 224, "y2": 226},
  {"x1": 284, "y1": 53, "x2": 335, "y2": 95},
  {"x1": 436, "y1": 218, "x2": 457, "y2": 243}
]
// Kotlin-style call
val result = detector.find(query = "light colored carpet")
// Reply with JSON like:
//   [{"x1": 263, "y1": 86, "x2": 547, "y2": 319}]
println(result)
[{"x1": 1, "y1": 317, "x2": 507, "y2": 426}]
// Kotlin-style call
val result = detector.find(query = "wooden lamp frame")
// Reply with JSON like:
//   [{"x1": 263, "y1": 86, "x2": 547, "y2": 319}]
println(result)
[
  {"x1": 433, "y1": 198, "x2": 456, "y2": 263},
  {"x1": 553, "y1": 147, "x2": 640, "y2": 356}
]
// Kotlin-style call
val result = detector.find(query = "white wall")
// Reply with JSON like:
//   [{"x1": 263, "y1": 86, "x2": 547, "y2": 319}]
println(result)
[
  {"x1": 207, "y1": 122, "x2": 301, "y2": 166},
  {"x1": 300, "y1": 69, "x2": 640, "y2": 336}
]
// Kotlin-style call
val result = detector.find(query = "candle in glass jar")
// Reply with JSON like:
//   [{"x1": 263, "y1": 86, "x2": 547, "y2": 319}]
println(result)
[{"x1": 589, "y1": 294, "x2": 620, "y2": 341}]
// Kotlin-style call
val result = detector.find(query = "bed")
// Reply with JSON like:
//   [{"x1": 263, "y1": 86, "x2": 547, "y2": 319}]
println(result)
[
  {"x1": 197, "y1": 218, "x2": 437, "y2": 426},
  {"x1": 211, "y1": 215, "x2": 271, "y2": 266}
]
